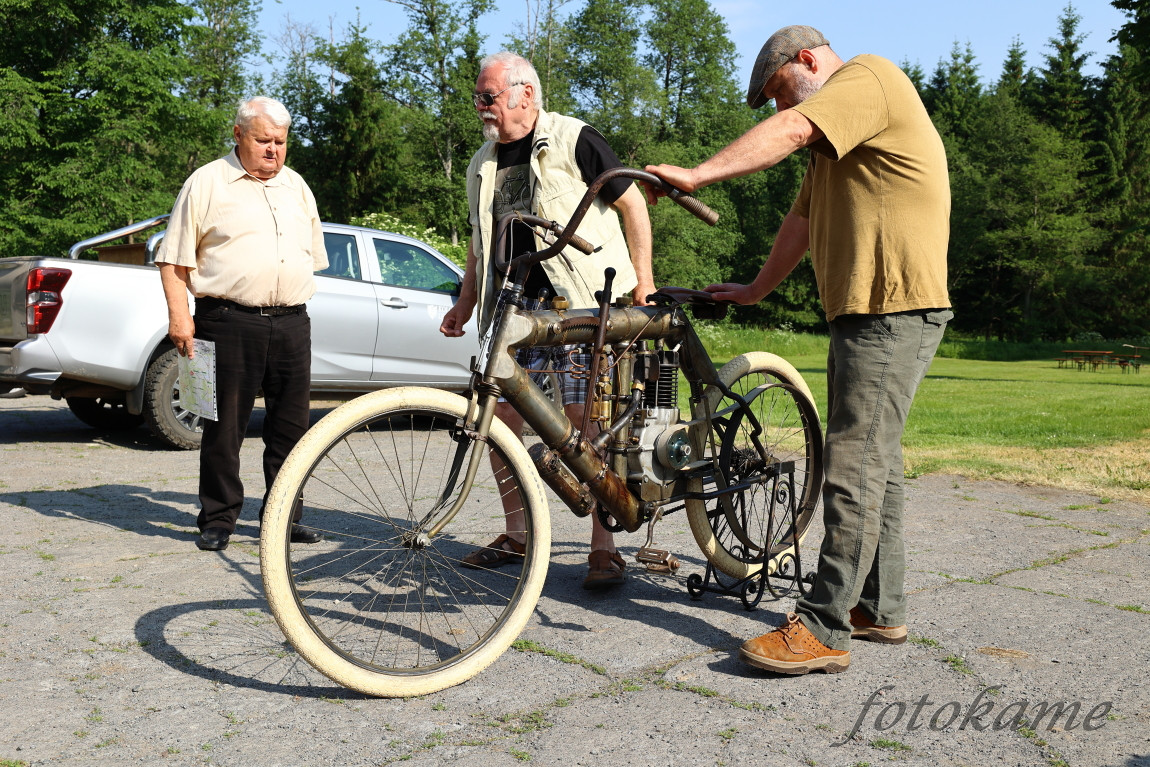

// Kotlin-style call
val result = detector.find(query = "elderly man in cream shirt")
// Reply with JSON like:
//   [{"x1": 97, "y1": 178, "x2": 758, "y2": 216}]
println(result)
[{"x1": 158, "y1": 96, "x2": 328, "y2": 552}]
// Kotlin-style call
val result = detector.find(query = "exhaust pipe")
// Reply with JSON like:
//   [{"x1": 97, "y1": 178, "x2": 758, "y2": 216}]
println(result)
[{"x1": 528, "y1": 443, "x2": 593, "y2": 517}]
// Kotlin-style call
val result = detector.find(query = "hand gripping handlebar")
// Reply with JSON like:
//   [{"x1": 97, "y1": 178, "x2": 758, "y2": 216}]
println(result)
[{"x1": 497, "y1": 168, "x2": 719, "y2": 274}]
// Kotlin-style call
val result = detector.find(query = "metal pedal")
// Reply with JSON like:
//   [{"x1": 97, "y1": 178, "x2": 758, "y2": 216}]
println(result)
[{"x1": 636, "y1": 546, "x2": 680, "y2": 575}]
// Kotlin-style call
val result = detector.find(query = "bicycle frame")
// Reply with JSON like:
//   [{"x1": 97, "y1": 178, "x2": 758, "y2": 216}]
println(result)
[
  {"x1": 426, "y1": 167, "x2": 771, "y2": 539},
  {"x1": 258, "y1": 167, "x2": 823, "y2": 698}
]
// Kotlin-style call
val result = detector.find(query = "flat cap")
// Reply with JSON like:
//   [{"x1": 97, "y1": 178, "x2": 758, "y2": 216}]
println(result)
[{"x1": 746, "y1": 25, "x2": 830, "y2": 109}]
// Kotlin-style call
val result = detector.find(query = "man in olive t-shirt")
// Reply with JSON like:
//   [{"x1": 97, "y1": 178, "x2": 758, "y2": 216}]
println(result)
[{"x1": 645, "y1": 25, "x2": 952, "y2": 675}]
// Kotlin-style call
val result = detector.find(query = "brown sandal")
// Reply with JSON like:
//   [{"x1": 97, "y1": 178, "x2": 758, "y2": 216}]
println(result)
[
  {"x1": 461, "y1": 534, "x2": 526, "y2": 569},
  {"x1": 583, "y1": 549, "x2": 626, "y2": 590}
]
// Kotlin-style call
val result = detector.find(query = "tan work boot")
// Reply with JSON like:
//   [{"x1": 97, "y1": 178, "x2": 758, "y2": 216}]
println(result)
[
  {"x1": 739, "y1": 613, "x2": 850, "y2": 674},
  {"x1": 849, "y1": 606, "x2": 908, "y2": 644}
]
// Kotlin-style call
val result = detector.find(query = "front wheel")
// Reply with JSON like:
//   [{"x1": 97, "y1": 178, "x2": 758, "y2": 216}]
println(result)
[
  {"x1": 260, "y1": 387, "x2": 550, "y2": 697},
  {"x1": 686, "y1": 352, "x2": 823, "y2": 580}
]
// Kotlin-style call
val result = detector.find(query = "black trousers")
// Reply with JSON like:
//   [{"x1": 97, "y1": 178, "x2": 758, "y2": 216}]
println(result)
[{"x1": 193, "y1": 302, "x2": 311, "y2": 532}]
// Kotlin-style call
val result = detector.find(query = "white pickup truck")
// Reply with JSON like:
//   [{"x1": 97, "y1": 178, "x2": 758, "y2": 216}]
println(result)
[{"x1": 0, "y1": 217, "x2": 479, "y2": 449}]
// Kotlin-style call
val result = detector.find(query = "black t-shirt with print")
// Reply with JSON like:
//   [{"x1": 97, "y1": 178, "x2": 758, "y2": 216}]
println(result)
[{"x1": 493, "y1": 125, "x2": 630, "y2": 299}]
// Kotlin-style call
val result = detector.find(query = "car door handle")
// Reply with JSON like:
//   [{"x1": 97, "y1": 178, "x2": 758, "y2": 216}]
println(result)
[{"x1": 380, "y1": 298, "x2": 408, "y2": 309}]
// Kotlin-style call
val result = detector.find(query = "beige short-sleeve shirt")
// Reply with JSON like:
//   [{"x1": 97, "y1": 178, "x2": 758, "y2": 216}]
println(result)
[
  {"x1": 790, "y1": 54, "x2": 950, "y2": 321},
  {"x1": 156, "y1": 150, "x2": 327, "y2": 307}
]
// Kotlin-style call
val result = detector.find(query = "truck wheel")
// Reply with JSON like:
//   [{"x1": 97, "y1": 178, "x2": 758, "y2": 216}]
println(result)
[
  {"x1": 66, "y1": 396, "x2": 145, "y2": 431},
  {"x1": 143, "y1": 349, "x2": 203, "y2": 450}
]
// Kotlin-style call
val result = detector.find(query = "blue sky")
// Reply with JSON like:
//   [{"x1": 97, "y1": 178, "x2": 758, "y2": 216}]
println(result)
[{"x1": 257, "y1": 0, "x2": 1129, "y2": 87}]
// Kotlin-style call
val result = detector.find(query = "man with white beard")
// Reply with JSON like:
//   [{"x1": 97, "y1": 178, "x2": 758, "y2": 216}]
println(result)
[{"x1": 439, "y1": 51, "x2": 654, "y2": 589}]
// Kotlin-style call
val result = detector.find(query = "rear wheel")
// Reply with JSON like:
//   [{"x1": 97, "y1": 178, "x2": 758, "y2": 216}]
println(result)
[
  {"x1": 260, "y1": 387, "x2": 550, "y2": 697},
  {"x1": 66, "y1": 395, "x2": 144, "y2": 431},
  {"x1": 686, "y1": 352, "x2": 823, "y2": 580},
  {"x1": 143, "y1": 348, "x2": 203, "y2": 450}
]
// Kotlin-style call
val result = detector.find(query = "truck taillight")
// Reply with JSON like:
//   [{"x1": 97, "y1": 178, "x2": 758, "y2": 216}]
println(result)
[{"x1": 26, "y1": 267, "x2": 72, "y2": 333}]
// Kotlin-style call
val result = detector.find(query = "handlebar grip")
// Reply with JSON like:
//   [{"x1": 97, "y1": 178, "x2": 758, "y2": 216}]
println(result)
[
  {"x1": 568, "y1": 232, "x2": 596, "y2": 255},
  {"x1": 667, "y1": 188, "x2": 720, "y2": 226}
]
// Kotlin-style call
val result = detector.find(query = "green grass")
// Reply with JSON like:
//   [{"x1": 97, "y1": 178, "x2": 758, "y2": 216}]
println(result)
[
  {"x1": 906, "y1": 358, "x2": 1150, "y2": 448},
  {"x1": 944, "y1": 655, "x2": 975, "y2": 675},
  {"x1": 694, "y1": 329, "x2": 1150, "y2": 499},
  {"x1": 510, "y1": 639, "x2": 607, "y2": 675},
  {"x1": 869, "y1": 738, "x2": 912, "y2": 752}
]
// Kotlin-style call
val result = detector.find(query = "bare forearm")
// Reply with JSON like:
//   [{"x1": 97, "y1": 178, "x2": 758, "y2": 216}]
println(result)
[
  {"x1": 705, "y1": 212, "x2": 810, "y2": 305},
  {"x1": 159, "y1": 264, "x2": 192, "y2": 320},
  {"x1": 458, "y1": 241, "x2": 478, "y2": 309},
  {"x1": 159, "y1": 263, "x2": 195, "y2": 355},
  {"x1": 613, "y1": 185, "x2": 655, "y2": 302},
  {"x1": 441, "y1": 241, "x2": 478, "y2": 337},
  {"x1": 748, "y1": 211, "x2": 811, "y2": 300},
  {"x1": 645, "y1": 110, "x2": 821, "y2": 196},
  {"x1": 695, "y1": 111, "x2": 821, "y2": 188}
]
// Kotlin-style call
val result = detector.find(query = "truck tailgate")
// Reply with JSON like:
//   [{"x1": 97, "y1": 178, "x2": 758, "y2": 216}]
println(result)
[{"x1": 0, "y1": 257, "x2": 30, "y2": 342}]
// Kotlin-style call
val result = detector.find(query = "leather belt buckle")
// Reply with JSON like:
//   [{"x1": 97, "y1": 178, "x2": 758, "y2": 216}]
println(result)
[{"x1": 258, "y1": 305, "x2": 299, "y2": 317}]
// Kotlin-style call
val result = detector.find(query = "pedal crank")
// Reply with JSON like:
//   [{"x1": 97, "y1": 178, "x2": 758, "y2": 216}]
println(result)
[
  {"x1": 635, "y1": 546, "x2": 680, "y2": 574},
  {"x1": 635, "y1": 508, "x2": 680, "y2": 575}
]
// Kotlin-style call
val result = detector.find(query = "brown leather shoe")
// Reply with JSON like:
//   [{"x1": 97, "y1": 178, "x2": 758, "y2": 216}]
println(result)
[
  {"x1": 582, "y1": 550, "x2": 626, "y2": 590},
  {"x1": 460, "y1": 534, "x2": 526, "y2": 570},
  {"x1": 849, "y1": 606, "x2": 908, "y2": 644},
  {"x1": 739, "y1": 613, "x2": 850, "y2": 674}
]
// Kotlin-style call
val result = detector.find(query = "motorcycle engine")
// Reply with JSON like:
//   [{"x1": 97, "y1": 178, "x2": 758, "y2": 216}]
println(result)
[{"x1": 626, "y1": 349, "x2": 692, "y2": 500}]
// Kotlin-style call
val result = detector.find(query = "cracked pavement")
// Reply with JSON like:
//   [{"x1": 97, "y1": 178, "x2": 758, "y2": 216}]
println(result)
[{"x1": 1, "y1": 395, "x2": 1147, "y2": 766}]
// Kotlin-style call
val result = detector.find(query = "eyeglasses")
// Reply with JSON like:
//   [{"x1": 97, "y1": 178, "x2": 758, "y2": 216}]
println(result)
[{"x1": 472, "y1": 83, "x2": 521, "y2": 107}]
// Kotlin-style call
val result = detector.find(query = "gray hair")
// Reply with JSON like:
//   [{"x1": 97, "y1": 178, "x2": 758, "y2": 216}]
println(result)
[
  {"x1": 478, "y1": 52, "x2": 543, "y2": 110},
  {"x1": 235, "y1": 96, "x2": 292, "y2": 131}
]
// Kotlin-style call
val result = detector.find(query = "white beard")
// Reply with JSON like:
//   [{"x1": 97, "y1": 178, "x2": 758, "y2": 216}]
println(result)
[{"x1": 479, "y1": 111, "x2": 500, "y2": 142}]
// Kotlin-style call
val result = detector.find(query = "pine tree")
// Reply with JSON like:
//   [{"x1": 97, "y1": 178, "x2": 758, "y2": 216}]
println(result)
[
  {"x1": 923, "y1": 43, "x2": 982, "y2": 140},
  {"x1": 1092, "y1": 41, "x2": 1150, "y2": 337},
  {"x1": 1028, "y1": 4, "x2": 1093, "y2": 141},
  {"x1": 997, "y1": 38, "x2": 1029, "y2": 98},
  {"x1": 1112, "y1": 0, "x2": 1150, "y2": 86}
]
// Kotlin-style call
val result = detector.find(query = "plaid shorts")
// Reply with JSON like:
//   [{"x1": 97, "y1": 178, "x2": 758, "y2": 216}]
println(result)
[
  {"x1": 508, "y1": 345, "x2": 593, "y2": 406},
  {"x1": 497, "y1": 296, "x2": 600, "y2": 406}
]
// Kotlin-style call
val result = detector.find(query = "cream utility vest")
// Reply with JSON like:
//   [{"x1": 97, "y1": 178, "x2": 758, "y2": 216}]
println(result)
[
  {"x1": 791, "y1": 54, "x2": 951, "y2": 322},
  {"x1": 157, "y1": 150, "x2": 327, "y2": 308},
  {"x1": 466, "y1": 110, "x2": 638, "y2": 334}
]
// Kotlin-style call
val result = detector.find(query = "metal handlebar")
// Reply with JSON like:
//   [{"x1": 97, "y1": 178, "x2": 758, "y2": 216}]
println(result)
[
  {"x1": 498, "y1": 167, "x2": 719, "y2": 274},
  {"x1": 614, "y1": 167, "x2": 720, "y2": 226}
]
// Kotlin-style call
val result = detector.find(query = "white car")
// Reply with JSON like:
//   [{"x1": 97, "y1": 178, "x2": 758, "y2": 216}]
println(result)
[{"x1": 0, "y1": 219, "x2": 480, "y2": 449}]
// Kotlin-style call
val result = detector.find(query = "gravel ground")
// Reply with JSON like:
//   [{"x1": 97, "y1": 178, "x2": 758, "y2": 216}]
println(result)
[{"x1": 1, "y1": 394, "x2": 1147, "y2": 767}]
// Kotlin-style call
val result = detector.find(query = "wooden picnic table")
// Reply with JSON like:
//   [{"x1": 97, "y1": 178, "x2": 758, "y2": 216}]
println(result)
[
  {"x1": 1116, "y1": 354, "x2": 1142, "y2": 373},
  {"x1": 1061, "y1": 350, "x2": 1113, "y2": 371},
  {"x1": 1056, "y1": 350, "x2": 1141, "y2": 372}
]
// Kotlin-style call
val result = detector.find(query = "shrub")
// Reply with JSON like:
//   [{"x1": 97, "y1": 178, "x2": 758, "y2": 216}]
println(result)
[{"x1": 349, "y1": 211, "x2": 468, "y2": 267}]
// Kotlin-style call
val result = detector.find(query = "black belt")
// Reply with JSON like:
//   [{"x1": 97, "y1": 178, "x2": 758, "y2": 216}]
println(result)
[{"x1": 198, "y1": 297, "x2": 304, "y2": 317}]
